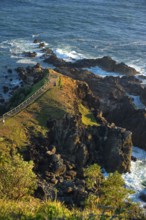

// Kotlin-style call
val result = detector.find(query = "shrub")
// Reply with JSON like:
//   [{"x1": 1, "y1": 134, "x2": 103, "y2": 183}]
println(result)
[
  {"x1": 100, "y1": 171, "x2": 132, "y2": 210},
  {"x1": 84, "y1": 164, "x2": 103, "y2": 192},
  {"x1": 0, "y1": 153, "x2": 37, "y2": 200}
]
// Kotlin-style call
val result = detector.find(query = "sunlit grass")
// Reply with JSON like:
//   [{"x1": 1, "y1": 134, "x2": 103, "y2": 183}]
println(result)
[{"x1": 78, "y1": 103, "x2": 100, "y2": 127}]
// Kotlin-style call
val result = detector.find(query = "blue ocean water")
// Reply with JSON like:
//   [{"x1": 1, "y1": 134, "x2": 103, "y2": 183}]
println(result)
[{"x1": 0, "y1": 0, "x2": 146, "y2": 95}]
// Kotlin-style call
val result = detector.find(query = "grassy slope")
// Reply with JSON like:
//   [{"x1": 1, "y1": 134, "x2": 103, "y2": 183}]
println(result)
[
  {"x1": 0, "y1": 69, "x2": 98, "y2": 151},
  {"x1": 0, "y1": 69, "x2": 143, "y2": 220}
]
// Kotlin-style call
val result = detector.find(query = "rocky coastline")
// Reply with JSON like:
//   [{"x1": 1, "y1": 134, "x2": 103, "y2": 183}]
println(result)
[{"x1": 1, "y1": 40, "x2": 146, "y2": 206}]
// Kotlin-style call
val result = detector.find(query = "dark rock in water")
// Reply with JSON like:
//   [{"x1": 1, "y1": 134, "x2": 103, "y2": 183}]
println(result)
[
  {"x1": 45, "y1": 54, "x2": 138, "y2": 76},
  {"x1": 131, "y1": 156, "x2": 137, "y2": 161},
  {"x1": 42, "y1": 47, "x2": 54, "y2": 55},
  {"x1": 23, "y1": 51, "x2": 37, "y2": 58},
  {"x1": 39, "y1": 42, "x2": 45, "y2": 48},
  {"x1": 34, "y1": 63, "x2": 41, "y2": 69},
  {"x1": 33, "y1": 39, "x2": 41, "y2": 43},
  {"x1": 44, "y1": 54, "x2": 67, "y2": 67},
  {"x1": 139, "y1": 192, "x2": 146, "y2": 202},
  {"x1": 15, "y1": 65, "x2": 45, "y2": 85},
  {"x1": 73, "y1": 56, "x2": 116, "y2": 70},
  {"x1": 3, "y1": 86, "x2": 9, "y2": 93},
  {"x1": 114, "y1": 62, "x2": 138, "y2": 76},
  {"x1": 41, "y1": 48, "x2": 55, "y2": 59},
  {"x1": 72, "y1": 56, "x2": 138, "y2": 75}
]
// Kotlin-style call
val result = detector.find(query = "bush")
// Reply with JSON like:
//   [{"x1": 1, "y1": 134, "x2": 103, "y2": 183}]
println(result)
[
  {"x1": 0, "y1": 153, "x2": 37, "y2": 200},
  {"x1": 84, "y1": 165, "x2": 139, "y2": 218},
  {"x1": 84, "y1": 164, "x2": 103, "y2": 192}
]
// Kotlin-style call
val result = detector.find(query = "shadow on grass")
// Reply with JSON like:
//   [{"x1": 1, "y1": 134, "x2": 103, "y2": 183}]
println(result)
[{"x1": 36, "y1": 105, "x2": 66, "y2": 127}]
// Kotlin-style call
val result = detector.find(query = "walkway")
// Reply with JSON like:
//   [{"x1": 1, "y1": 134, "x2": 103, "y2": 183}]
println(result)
[{"x1": 0, "y1": 79, "x2": 51, "y2": 123}]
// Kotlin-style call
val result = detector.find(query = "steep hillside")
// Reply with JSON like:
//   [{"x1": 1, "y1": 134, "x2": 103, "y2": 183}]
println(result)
[{"x1": 0, "y1": 68, "x2": 143, "y2": 219}]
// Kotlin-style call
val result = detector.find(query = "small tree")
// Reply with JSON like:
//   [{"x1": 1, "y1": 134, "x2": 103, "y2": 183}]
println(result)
[
  {"x1": 84, "y1": 164, "x2": 103, "y2": 192},
  {"x1": 0, "y1": 153, "x2": 37, "y2": 200},
  {"x1": 100, "y1": 171, "x2": 133, "y2": 215},
  {"x1": 84, "y1": 164, "x2": 103, "y2": 210}
]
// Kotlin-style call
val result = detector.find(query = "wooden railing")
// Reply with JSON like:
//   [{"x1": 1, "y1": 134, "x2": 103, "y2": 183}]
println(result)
[{"x1": 0, "y1": 79, "x2": 50, "y2": 123}]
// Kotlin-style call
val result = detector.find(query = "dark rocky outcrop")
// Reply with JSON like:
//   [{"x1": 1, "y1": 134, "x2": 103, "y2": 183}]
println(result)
[
  {"x1": 27, "y1": 112, "x2": 132, "y2": 205},
  {"x1": 33, "y1": 39, "x2": 41, "y2": 44},
  {"x1": 39, "y1": 42, "x2": 45, "y2": 48},
  {"x1": 46, "y1": 114, "x2": 132, "y2": 173},
  {"x1": 23, "y1": 51, "x2": 37, "y2": 58},
  {"x1": 55, "y1": 66, "x2": 146, "y2": 150},
  {"x1": 16, "y1": 64, "x2": 45, "y2": 85},
  {"x1": 45, "y1": 55, "x2": 139, "y2": 76},
  {"x1": 45, "y1": 54, "x2": 67, "y2": 67}
]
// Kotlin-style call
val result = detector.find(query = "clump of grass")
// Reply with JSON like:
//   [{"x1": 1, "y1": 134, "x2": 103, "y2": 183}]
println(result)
[
  {"x1": 78, "y1": 103, "x2": 99, "y2": 127},
  {"x1": 0, "y1": 199, "x2": 102, "y2": 220}
]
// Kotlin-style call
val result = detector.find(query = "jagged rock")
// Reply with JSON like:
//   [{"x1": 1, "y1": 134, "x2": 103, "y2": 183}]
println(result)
[
  {"x1": 131, "y1": 156, "x2": 137, "y2": 161},
  {"x1": 55, "y1": 67, "x2": 146, "y2": 151},
  {"x1": 16, "y1": 65, "x2": 45, "y2": 85},
  {"x1": 139, "y1": 192, "x2": 146, "y2": 202},
  {"x1": 47, "y1": 114, "x2": 132, "y2": 173},
  {"x1": 44, "y1": 54, "x2": 67, "y2": 67},
  {"x1": 23, "y1": 51, "x2": 37, "y2": 58},
  {"x1": 114, "y1": 62, "x2": 139, "y2": 75},
  {"x1": 33, "y1": 39, "x2": 41, "y2": 43},
  {"x1": 41, "y1": 47, "x2": 54, "y2": 57},
  {"x1": 39, "y1": 42, "x2": 45, "y2": 48},
  {"x1": 34, "y1": 63, "x2": 41, "y2": 69},
  {"x1": 45, "y1": 54, "x2": 139, "y2": 76}
]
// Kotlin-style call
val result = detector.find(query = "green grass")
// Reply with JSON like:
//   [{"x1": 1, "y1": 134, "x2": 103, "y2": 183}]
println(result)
[
  {"x1": 27, "y1": 88, "x2": 66, "y2": 127},
  {"x1": 0, "y1": 199, "x2": 101, "y2": 220},
  {"x1": 78, "y1": 104, "x2": 99, "y2": 127},
  {"x1": 25, "y1": 71, "x2": 49, "y2": 99}
]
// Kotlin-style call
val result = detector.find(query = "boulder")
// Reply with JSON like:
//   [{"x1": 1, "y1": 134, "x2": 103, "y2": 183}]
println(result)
[
  {"x1": 114, "y1": 62, "x2": 138, "y2": 75},
  {"x1": 44, "y1": 54, "x2": 67, "y2": 67},
  {"x1": 23, "y1": 51, "x2": 37, "y2": 58},
  {"x1": 33, "y1": 39, "x2": 41, "y2": 43},
  {"x1": 39, "y1": 42, "x2": 45, "y2": 48}
]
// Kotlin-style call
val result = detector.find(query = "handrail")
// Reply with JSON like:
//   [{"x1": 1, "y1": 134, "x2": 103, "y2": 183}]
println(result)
[{"x1": 0, "y1": 78, "x2": 50, "y2": 123}]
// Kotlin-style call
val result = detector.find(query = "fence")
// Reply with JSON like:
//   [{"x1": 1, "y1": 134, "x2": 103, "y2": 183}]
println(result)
[{"x1": 0, "y1": 79, "x2": 50, "y2": 123}]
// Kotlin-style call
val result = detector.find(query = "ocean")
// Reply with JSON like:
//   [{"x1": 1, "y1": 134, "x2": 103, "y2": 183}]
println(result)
[{"x1": 1, "y1": 0, "x2": 146, "y2": 205}]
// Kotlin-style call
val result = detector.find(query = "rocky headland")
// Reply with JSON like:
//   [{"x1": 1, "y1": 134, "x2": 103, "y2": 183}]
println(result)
[{"x1": 1, "y1": 42, "x2": 146, "y2": 207}]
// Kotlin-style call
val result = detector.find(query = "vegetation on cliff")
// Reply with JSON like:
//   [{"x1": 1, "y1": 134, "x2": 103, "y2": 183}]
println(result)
[{"x1": 0, "y1": 69, "x2": 144, "y2": 219}]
